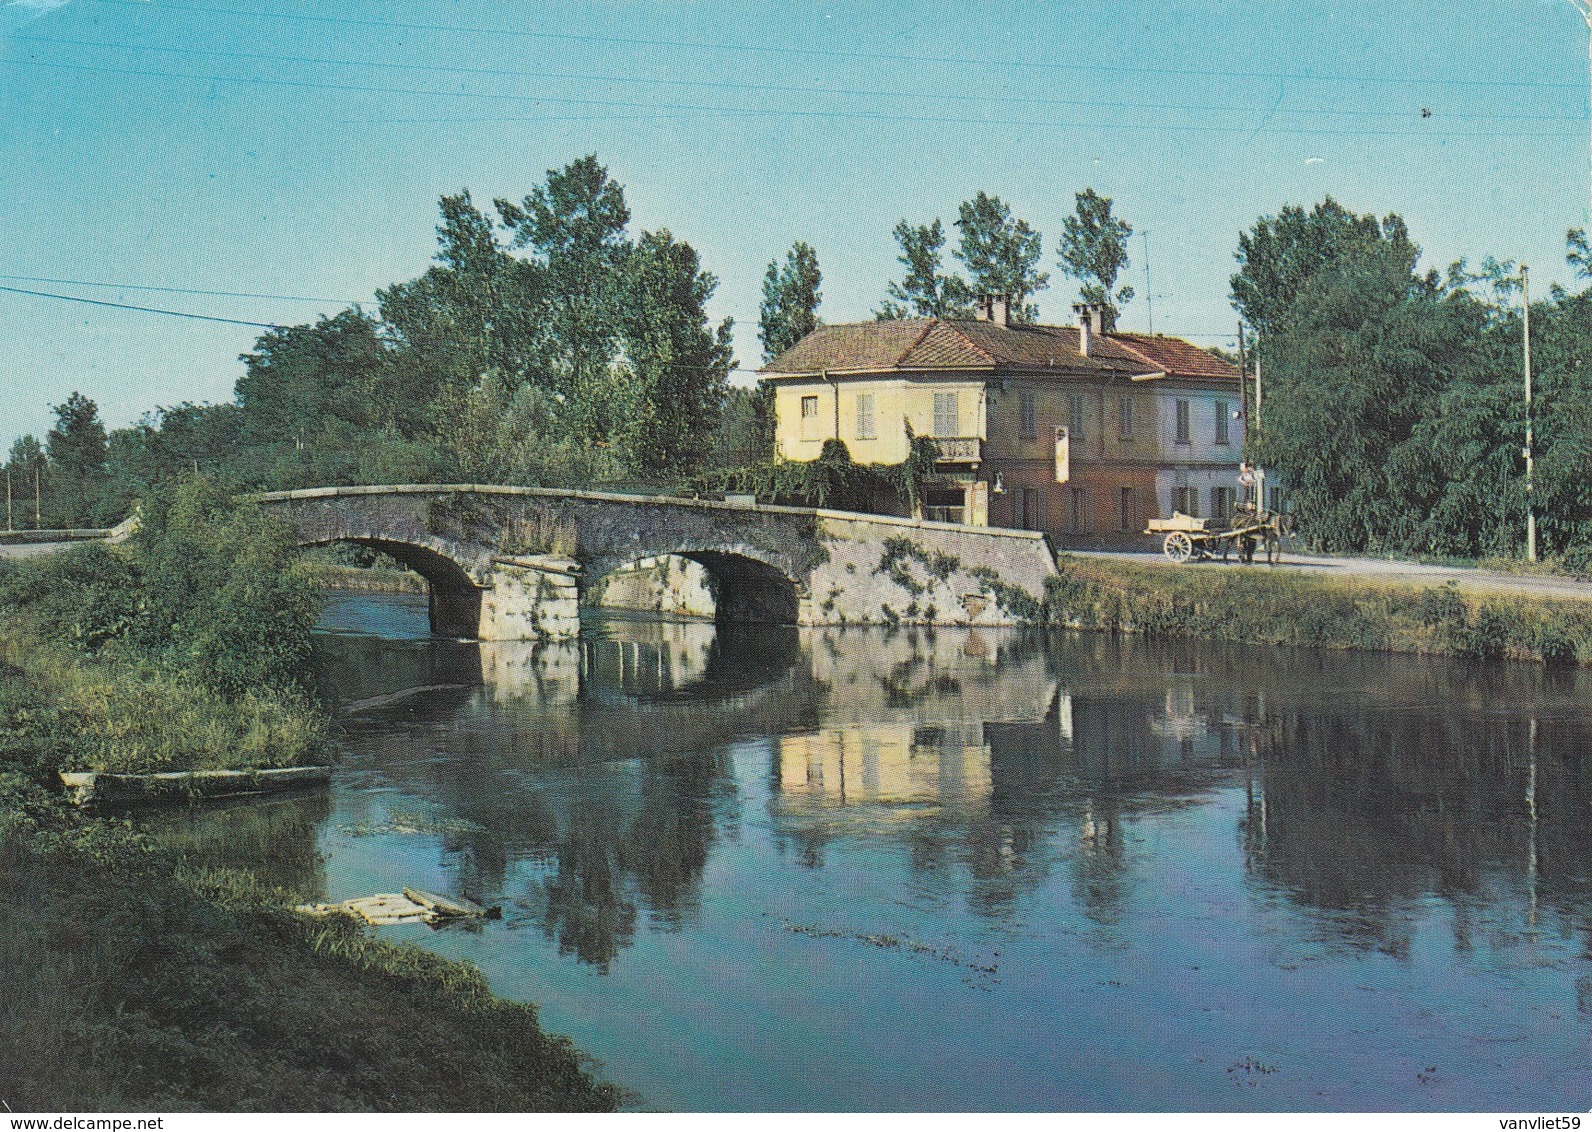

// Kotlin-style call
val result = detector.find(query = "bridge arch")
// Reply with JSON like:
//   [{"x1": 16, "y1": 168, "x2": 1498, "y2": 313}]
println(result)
[
  {"x1": 583, "y1": 548, "x2": 800, "y2": 627},
  {"x1": 297, "y1": 535, "x2": 486, "y2": 638}
]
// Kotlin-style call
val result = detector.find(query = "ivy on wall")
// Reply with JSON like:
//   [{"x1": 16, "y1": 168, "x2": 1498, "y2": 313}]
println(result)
[{"x1": 692, "y1": 437, "x2": 942, "y2": 514}]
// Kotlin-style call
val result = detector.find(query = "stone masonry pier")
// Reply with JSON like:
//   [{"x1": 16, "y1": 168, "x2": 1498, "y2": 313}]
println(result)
[{"x1": 249, "y1": 485, "x2": 1058, "y2": 641}]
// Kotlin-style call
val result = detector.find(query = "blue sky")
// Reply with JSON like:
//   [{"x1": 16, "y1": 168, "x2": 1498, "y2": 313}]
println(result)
[{"x1": 2, "y1": 0, "x2": 1587, "y2": 455}]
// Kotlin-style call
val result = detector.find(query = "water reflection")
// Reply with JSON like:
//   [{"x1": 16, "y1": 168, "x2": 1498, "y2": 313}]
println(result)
[
  {"x1": 305, "y1": 610, "x2": 1592, "y2": 974},
  {"x1": 245, "y1": 598, "x2": 1592, "y2": 1107}
]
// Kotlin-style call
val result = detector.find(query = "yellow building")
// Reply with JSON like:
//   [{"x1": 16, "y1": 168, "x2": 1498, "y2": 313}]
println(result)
[{"x1": 761, "y1": 300, "x2": 1252, "y2": 546}]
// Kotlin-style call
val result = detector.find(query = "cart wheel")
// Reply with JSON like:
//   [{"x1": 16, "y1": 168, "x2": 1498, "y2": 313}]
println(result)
[{"x1": 1163, "y1": 532, "x2": 1193, "y2": 564}]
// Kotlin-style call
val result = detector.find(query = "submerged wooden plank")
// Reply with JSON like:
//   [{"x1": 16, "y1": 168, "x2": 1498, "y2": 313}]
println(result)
[
  {"x1": 60, "y1": 765, "x2": 331, "y2": 806},
  {"x1": 403, "y1": 887, "x2": 487, "y2": 918}
]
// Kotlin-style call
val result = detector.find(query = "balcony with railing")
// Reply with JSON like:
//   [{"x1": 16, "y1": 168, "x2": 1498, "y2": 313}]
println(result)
[{"x1": 931, "y1": 436, "x2": 982, "y2": 463}]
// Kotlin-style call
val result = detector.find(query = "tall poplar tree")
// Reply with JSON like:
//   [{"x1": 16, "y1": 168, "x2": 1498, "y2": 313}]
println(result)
[
  {"x1": 877, "y1": 219, "x2": 973, "y2": 319},
  {"x1": 759, "y1": 241, "x2": 822, "y2": 361},
  {"x1": 952, "y1": 192, "x2": 1048, "y2": 321},
  {"x1": 1057, "y1": 188, "x2": 1135, "y2": 326}
]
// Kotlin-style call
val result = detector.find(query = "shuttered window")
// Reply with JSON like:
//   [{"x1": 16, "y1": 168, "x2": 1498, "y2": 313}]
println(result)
[
  {"x1": 800, "y1": 394, "x2": 821, "y2": 441},
  {"x1": 1019, "y1": 391, "x2": 1037, "y2": 439},
  {"x1": 856, "y1": 393, "x2": 876, "y2": 439},
  {"x1": 933, "y1": 392, "x2": 959, "y2": 437},
  {"x1": 1119, "y1": 487, "x2": 1137, "y2": 531}
]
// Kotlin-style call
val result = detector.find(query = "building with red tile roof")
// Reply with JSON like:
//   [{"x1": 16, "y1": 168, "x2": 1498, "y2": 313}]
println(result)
[{"x1": 761, "y1": 301, "x2": 1257, "y2": 545}]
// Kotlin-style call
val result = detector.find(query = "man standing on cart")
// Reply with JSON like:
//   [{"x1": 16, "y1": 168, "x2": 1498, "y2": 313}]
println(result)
[
  {"x1": 1236, "y1": 462, "x2": 1261, "y2": 562},
  {"x1": 1238, "y1": 461, "x2": 1260, "y2": 511}
]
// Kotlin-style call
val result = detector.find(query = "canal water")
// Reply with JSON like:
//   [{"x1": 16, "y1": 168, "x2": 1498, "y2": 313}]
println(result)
[{"x1": 168, "y1": 592, "x2": 1592, "y2": 1110}]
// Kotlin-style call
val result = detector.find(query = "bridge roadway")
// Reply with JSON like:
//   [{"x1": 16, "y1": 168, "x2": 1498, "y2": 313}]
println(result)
[{"x1": 247, "y1": 484, "x2": 1058, "y2": 641}]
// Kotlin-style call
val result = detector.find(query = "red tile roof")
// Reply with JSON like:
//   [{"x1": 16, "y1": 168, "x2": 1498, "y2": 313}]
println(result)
[
  {"x1": 762, "y1": 319, "x2": 1237, "y2": 382},
  {"x1": 1107, "y1": 331, "x2": 1241, "y2": 380}
]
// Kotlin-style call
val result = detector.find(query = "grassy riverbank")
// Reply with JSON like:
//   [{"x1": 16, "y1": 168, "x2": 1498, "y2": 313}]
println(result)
[
  {"x1": 1043, "y1": 555, "x2": 1592, "y2": 665},
  {"x1": 0, "y1": 481, "x2": 620, "y2": 1112},
  {"x1": 0, "y1": 697, "x2": 618, "y2": 1110}
]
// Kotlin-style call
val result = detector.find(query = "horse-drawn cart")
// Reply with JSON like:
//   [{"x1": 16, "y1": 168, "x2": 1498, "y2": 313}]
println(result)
[{"x1": 1145, "y1": 508, "x2": 1294, "y2": 565}]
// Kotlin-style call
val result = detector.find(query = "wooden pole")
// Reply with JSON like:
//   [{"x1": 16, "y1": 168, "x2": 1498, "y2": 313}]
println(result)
[
  {"x1": 34, "y1": 463, "x2": 41, "y2": 529},
  {"x1": 1254, "y1": 343, "x2": 1263, "y2": 435},
  {"x1": 1523, "y1": 265, "x2": 1537, "y2": 562},
  {"x1": 1236, "y1": 321, "x2": 1247, "y2": 430}
]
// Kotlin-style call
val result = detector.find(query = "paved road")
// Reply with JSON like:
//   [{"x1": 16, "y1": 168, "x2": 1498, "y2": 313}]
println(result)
[{"x1": 1069, "y1": 548, "x2": 1592, "y2": 602}]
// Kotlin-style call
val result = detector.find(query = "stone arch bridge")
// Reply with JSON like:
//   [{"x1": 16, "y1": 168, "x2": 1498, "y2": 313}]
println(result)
[{"x1": 249, "y1": 485, "x2": 1057, "y2": 640}]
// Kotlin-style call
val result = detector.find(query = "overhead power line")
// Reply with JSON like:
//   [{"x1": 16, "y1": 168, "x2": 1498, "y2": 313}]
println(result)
[
  {"x1": 12, "y1": 33, "x2": 1585, "y2": 124},
  {"x1": 0, "y1": 273, "x2": 358, "y2": 304},
  {"x1": 0, "y1": 283, "x2": 766, "y2": 369},
  {"x1": 8, "y1": 58, "x2": 1579, "y2": 139},
  {"x1": 86, "y1": 0, "x2": 1582, "y2": 92},
  {"x1": 0, "y1": 284, "x2": 282, "y2": 327}
]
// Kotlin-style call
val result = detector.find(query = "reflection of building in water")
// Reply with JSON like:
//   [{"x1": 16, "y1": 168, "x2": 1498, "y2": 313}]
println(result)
[
  {"x1": 778, "y1": 723, "x2": 992, "y2": 810},
  {"x1": 807, "y1": 626, "x2": 1056, "y2": 729}
]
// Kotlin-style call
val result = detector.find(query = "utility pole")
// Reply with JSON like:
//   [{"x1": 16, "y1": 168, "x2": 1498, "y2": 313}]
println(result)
[
  {"x1": 1523, "y1": 264, "x2": 1537, "y2": 562},
  {"x1": 33, "y1": 464, "x2": 41, "y2": 529},
  {"x1": 1236, "y1": 321, "x2": 1248, "y2": 429},
  {"x1": 1253, "y1": 342, "x2": 1263, "y2": 435}
]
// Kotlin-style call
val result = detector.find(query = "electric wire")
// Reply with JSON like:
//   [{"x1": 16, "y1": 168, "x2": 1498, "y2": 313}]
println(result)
[
  {"x1": 0, "y1": 273, "x2": 358, "y2": 304},
  {"x1": 11, "y1": 32, "x2": 1583, "y2": 124},
  {"x1": 83, "y1": 0, "x2": 1584, "y2": 92},
  {"x1": 7, "y1": 57, "x2": 1578, "y2": 139}
]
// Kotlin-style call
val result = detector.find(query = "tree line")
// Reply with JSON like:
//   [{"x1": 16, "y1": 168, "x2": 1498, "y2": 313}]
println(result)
[
  {"x1": 6, "y1": 155, "x2": 737, "y2": 528},
  {"x1": 1235, "y1": 198, "x2": 1592, "y2": 563},
  {"x1": 5, "y1": 161, "x2": 1589, "y2": 566}
]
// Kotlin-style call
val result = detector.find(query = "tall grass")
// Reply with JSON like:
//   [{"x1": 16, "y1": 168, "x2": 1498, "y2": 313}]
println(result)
[
  {"x1": 0, "y1": 638, "x2": 329, "y2": 774},
  {"x1": 1045, "y1": 556, "x2": 1592, "y2": 666}
]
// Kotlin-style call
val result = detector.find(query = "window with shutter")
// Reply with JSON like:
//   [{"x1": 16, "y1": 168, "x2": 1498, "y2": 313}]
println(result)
[
  {"x1": 856, "y1": 393, "x2": 875, "y2": 440},
  {"x1": 933, "y1": 392, "x2": 959, "y2": 437}
]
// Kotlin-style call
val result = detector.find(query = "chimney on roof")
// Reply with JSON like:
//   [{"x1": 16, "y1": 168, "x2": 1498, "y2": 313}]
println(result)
[
  {"x1": 1072, "y1": 302, "x2": 1109, "y2": 355},
  {"x1": 975, "y1": 294, "x2": 1012, "y2": 327}
]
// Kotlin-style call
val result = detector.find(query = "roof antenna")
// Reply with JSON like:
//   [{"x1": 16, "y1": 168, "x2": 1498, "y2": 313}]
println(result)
[{"x1": 1142, "y1": 230, "x2": 1154, "y2": 336}]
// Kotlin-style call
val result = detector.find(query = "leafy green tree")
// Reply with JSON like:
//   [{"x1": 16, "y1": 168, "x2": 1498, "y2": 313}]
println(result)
[
  {"x1": 1567, "y1": 227, "x2": 1592, "y2": 281},
  {"x1": 379, "y1": 190, "x2": 542, "y2": 392},
  {"x1": 877, "y1": 219, "x2": 973, "y2": 319},
  {"x1": 1248, "y1": 236, "x2": 1485, "y2": 553},
  {"x1": 5, "y1": 435, "x2": 46, "y2": 528},
  {"x1": 496, "y1": 154, "x2": 632, "y2": 426},
  {"x1": 759, "y1": 240, "x2": 822, "y2": 361},
  {"x1": 1057, "y1": 188, "x2": 1135, "y2": 325},
  {"x1": 437, "y1": 370, "x2": 623, "y2": 485},
  {"x1": 45, "y1": 392, "x2": 110, "y2": 526},
  {"x1": 128, "y1": 476, "x2": 321, "y2": 696},
  {"x1": 1232, "y1": 197, "x2": 1416, "y2": 339},
  {"x1": 235, "y1": 310, "x2": 395, "y2": 443},
  {"x1": 710, "y1": 384, "x2": 774, "y2": 467},
  {"x1": 614, "y1": 229, "x2": 735, "y2": 476},
  {"x1": 952, "y1": 192, "x2": 1048, "y2": 321}
]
